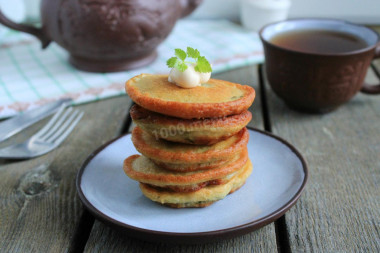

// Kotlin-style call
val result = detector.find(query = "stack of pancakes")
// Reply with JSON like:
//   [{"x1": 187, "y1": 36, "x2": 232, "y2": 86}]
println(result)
[{"x1": 124, "y1": 74, "x2": 255, "y2": 208}]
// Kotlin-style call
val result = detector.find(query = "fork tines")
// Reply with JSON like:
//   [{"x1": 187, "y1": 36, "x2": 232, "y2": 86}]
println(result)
[{"x1": 35, "y1": 105, "x2": 84, "y2": 144}]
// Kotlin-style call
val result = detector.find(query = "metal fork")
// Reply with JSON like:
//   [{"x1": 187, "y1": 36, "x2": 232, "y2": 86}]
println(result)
[{"x1": 0, "y1": 105, "x2": 83, "y2": 159}]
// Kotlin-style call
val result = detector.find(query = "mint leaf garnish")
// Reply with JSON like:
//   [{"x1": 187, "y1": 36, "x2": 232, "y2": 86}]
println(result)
[
  {"x1": 187, "y1": 47, "x2": 200, "y2": 59},
  {"x1": 176, "y1": 61, "x2": 188, "y2": 72},
  {"x1": 194, "y1": 56, "x2": 212, "y2": 73},
  {"x1": 167, "y1": 47, "x2": 212, "y2": 73},
  {"x1": 175, "y1": 49, "x2": 187, "y2": 61},
  {"x1": 166, "y1": 57, "x2": 178, "y2": 68}
]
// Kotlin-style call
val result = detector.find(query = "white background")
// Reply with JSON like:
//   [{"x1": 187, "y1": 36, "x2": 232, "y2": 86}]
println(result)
[{"x1": 190, "y1": 0, "x2": 380, "y2": 24}]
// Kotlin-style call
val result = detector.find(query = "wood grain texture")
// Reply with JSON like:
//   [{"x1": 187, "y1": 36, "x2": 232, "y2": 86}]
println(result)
[
  {"x1": 0, "y1": 96, "x2": 131, "y2": 252},
  {"x1": 85, "y1": 222, "x2": 276, "y2": 253},
  {"x1": 84, "y1": 66, "x2": 279, "y2": 252},
  {"x1": 264, "y1": 61, "x2": 380, "y2": 252}
]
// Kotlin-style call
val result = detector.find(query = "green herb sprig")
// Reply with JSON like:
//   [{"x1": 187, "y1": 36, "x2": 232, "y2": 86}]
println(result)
[{"x1": 166, "y1": 47, "x2": 212, "y2": 73}]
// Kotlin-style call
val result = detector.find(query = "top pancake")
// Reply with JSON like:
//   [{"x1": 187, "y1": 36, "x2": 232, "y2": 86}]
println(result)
[{"x1": 125, "y1": 74, "x2": 255, "y2": 119}]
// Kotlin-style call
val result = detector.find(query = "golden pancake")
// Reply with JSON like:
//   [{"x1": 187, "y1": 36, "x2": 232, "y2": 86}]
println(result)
[
  {"x1": 152, "y1": 156, "x2": 230, "y2": 172},
  {"x1": 164, "y1": 201, "x2": 215, "y2": 208},
  {"x1": 123, "y1": 149, "x2": 248, "y2": 192},
  {"x1": 130, "y1": 104, "x2": 252, "y2": 145},
  {"x1": 139, "y1": 159, "x2": 253, "y2": 208},
  {"x1": 125, "y1": 74, "x2": 255, "y2": 119},
  {"x1": 132, "y1": 127, "x2": 249, "y2": 171}
]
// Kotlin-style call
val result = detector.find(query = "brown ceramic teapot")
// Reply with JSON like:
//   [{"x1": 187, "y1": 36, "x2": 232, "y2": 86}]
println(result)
[{"x1": 0, "y1": 0, "x2": 202, "y2": 72}]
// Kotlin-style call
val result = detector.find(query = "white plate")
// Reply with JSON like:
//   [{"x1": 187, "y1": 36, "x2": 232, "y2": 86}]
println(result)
[{"x1": 77, "y1": 128, "x2": 308, "y2": 243}]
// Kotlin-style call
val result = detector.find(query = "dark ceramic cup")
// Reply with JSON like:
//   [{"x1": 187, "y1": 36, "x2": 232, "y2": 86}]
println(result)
[{"x1": 259, "y1": 19, "x2": 380, "y2": 113}]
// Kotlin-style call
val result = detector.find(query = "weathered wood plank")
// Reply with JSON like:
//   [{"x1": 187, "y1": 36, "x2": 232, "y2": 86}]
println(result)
[
  {"x1": 264, "y1": 60, "x2": 380, "y2": 252},
  {"x1": 0, "y1": 96, "x2": 132, "y2": 252},
  {"x1": 84, "y1": 224, "x2": 277, "y2": 253},
  {"x1": 84, "y1": 66, "x2": 279, "y2": 252}
]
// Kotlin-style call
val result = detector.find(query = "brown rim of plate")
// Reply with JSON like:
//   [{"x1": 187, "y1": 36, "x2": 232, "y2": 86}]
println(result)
[
  {"x1": 76, "y1": 127, "x2": 309, "y2": 244},
  {"x1": 125, "y1": 74, "x2": 256, "y2": 119}
]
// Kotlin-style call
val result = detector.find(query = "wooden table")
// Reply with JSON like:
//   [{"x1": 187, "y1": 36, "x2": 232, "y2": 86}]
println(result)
[{"x1": 1, "y1": 59, "x2": 379, "y2": 252}]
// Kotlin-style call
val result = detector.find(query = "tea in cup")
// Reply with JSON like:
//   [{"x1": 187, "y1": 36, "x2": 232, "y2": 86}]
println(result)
[{"x1": 260, "y1": 19, "x2": 380, "y2": 113}]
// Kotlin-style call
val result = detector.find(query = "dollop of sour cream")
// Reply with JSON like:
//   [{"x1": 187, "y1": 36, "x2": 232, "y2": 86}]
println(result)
[{"x1": 168, "y1": 64, "x2": 211, "y2": 88}]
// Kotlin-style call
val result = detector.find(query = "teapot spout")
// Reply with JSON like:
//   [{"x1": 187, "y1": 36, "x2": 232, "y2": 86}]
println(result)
[{"x1": 180, "y1": 0, "x2": 203, "y2": 18}]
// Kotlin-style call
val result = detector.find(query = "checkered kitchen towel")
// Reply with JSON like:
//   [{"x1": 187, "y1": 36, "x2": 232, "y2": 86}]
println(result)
[{"x1": 0, "y1": 20, "x2": 263, "y2": 119}]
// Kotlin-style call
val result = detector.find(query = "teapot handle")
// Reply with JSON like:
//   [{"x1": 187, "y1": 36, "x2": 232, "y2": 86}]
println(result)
[
  {"x1": 180, "y1": 0, "x2": 203, "y2": 18},
  {"x1": 0, "y1": 10, "x2": 50, "y2": 48}
]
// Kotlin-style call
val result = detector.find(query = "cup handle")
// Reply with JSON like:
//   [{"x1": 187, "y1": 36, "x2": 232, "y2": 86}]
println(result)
[
  {"x1": 0, "y1": 9, "x2": 50, "y2": 48},
  {"x1": 361, "y1": 43, "x2": 380, "y2": 94}
]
